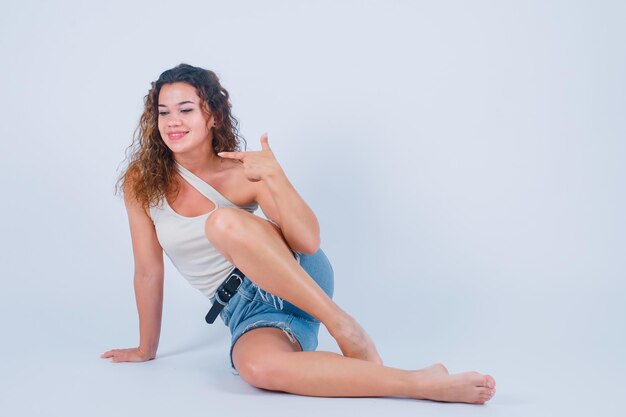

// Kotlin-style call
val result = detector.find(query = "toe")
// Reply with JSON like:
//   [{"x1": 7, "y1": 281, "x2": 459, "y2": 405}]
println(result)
[
  {"x1": 478, "y1": 389, "x2": 493, "y2": 402},
  {"x1": 470, "y1": 372, "x2": 488, "y2": 386},
  {"x1": 485, "y1": 374, "x2": 496, "y2": 389}
]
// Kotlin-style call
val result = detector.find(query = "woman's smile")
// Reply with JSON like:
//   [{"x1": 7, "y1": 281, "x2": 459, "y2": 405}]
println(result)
[{"x1": 167, "y1": 131, "x2": 189, "y2": 141}]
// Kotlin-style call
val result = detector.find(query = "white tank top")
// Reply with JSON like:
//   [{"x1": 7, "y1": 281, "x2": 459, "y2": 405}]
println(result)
[{"x1": 148, "y1": 161, "x2": 258, "y2": 299}]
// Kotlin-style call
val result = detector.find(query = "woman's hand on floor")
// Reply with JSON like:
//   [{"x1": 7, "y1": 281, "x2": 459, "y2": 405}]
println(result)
[{"x1": 100, "y1": 347, "x2": 155, "y2": 363}]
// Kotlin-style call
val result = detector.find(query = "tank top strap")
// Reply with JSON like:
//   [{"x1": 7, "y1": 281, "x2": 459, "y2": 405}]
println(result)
[{"x1": 174, "y1": 162, "x2": 232, "y2": 208}]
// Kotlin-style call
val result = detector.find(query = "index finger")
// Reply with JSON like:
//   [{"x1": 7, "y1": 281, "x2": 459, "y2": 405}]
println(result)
[{"x1": 217, "y1": 151, "x2": 245, "y2": 160}]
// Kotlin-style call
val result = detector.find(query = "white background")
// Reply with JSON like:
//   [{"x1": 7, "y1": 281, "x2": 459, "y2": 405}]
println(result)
[{"x1": 1, "y1": 1, "x2": 624, "y2": 416}]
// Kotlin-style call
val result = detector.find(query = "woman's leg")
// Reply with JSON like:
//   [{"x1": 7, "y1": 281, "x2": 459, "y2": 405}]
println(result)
[
  {"x1": 232, "y1": 327, "x2": 496, "y2": 403},
  {"x1": 204, "y1": 207, "x2": 382, "y2": 364}
]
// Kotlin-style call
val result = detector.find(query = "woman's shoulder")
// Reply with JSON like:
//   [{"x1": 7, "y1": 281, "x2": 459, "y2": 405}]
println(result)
[
  {"x1": 215, "y1": 159, "x2": 259, "y2": 207},
  {"x1": 123, "y1": 164, "x2": 166, "y2": 216},
  {"x1": 121, "y1": 165, "x2": 142, "y2": 204}
]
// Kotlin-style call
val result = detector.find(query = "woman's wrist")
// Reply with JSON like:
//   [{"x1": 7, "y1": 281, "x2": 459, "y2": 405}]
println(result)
[
  {"x1": 263, "y1": 165, "x2": 286, "y2": 182},
  {"x1": 138, "y1": 344, "x2": 157, "y2": 359}
]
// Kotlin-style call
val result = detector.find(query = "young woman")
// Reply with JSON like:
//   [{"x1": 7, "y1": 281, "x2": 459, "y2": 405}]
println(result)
[{"x1": 101, "y1": 63, "x2": 496, "y2": 404}]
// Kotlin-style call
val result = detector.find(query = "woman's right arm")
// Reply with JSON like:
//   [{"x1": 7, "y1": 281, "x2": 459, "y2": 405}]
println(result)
[{"x1": 101, "y1": 183, "x2": 164, "y2": 363}]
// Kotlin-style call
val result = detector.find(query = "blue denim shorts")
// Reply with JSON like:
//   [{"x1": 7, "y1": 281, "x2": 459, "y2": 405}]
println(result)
[{"x1": 209, "y1": 248, "x2": 334, "y2": 374}]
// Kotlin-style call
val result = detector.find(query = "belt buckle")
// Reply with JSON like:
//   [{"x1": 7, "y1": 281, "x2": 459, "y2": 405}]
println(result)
[
  {"x1": 215, "y1": 269, "x2": 244, "y2": 305},
  {"x1": 228, "y1": 271, "x2": 244, "y2": 289}
]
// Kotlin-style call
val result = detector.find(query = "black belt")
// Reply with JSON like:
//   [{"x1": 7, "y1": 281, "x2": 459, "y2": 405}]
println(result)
[{"x1": 205, "y1": 267, "x2": 245, "y2": 324}]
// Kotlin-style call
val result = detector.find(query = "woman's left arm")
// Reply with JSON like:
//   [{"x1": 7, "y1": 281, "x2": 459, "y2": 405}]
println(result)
[{"x1": 218, "y1": 133, "x2": 320, "y2": 254}]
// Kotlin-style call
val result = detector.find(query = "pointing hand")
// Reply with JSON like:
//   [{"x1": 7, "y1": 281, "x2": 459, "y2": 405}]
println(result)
[{"x1": 218, "y1": 133, "x2": 284, "y2": 182}]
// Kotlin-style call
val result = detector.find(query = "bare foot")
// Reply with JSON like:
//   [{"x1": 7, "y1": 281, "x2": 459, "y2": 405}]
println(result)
[
  {"x1": 409, "y1": 367, "x2": 496, "y2": 404},
  {"x1": 329, "y1": 315, "x2": 383, "y2": 365}
]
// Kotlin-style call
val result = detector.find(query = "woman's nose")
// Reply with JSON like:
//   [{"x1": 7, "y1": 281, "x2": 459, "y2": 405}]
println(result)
[{"x1": 168, "y1": 118, "x2": 181, "y2": 127}]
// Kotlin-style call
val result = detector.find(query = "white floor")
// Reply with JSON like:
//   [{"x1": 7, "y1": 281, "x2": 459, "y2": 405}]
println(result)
[{"x1": 1, "y1": 268, "x2": 623, "y2": 417}]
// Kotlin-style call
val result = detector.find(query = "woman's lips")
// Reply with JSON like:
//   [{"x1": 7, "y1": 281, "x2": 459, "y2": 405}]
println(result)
[{"x1": 168, "y1": 131, "x2": 188, "y2": 140}]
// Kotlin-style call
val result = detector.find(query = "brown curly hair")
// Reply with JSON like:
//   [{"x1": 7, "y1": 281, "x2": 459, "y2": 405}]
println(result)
[{"x1": 115, "y1": 63, "x2": 246, "y2": 209}]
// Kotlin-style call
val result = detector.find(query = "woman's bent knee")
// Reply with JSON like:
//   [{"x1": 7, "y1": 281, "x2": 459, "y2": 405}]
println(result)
[
  {"x1": 236, "y1": 354, "x2": 287, "y2": 391},
  {"x1": 204, "y1": 207, "x2": 245, "y2": 241}
]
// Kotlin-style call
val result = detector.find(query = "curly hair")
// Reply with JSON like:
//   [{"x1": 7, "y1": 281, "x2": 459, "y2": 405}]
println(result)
[{"x1": 115, "y1": 63, "x2": 246, "y2": 210}]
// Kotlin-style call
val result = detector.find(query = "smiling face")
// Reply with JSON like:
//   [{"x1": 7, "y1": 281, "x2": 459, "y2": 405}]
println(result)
[{"x1": 157, "y1": 82, "x2": 214, "y2": 156}]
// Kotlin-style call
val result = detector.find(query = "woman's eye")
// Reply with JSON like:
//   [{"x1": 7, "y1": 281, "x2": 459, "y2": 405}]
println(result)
[{"x1": 158, "y1": 109, "x2": 192, "y2": 116}]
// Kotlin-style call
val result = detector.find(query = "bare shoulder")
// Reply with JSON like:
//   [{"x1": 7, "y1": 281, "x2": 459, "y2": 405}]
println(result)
[
  {"x1": 216, "y1": 159, "x2": 259, "y2": 206},
  {"x1": 214, "y1": 159, "x2": 281, "y2": 223},
  {"x1": 122, "y1": 170, "x2": 151, "y2": 218}
]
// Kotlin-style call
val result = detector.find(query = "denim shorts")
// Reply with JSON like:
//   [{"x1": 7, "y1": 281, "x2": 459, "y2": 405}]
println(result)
[{"x1": 209, "y1": 248, "x2": 334, "y2": 374}]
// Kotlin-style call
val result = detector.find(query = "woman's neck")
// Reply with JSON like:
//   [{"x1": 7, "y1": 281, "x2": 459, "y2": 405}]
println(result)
[{"x1": 174, "y1": 144, "x2": 223, "y2": 176}]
